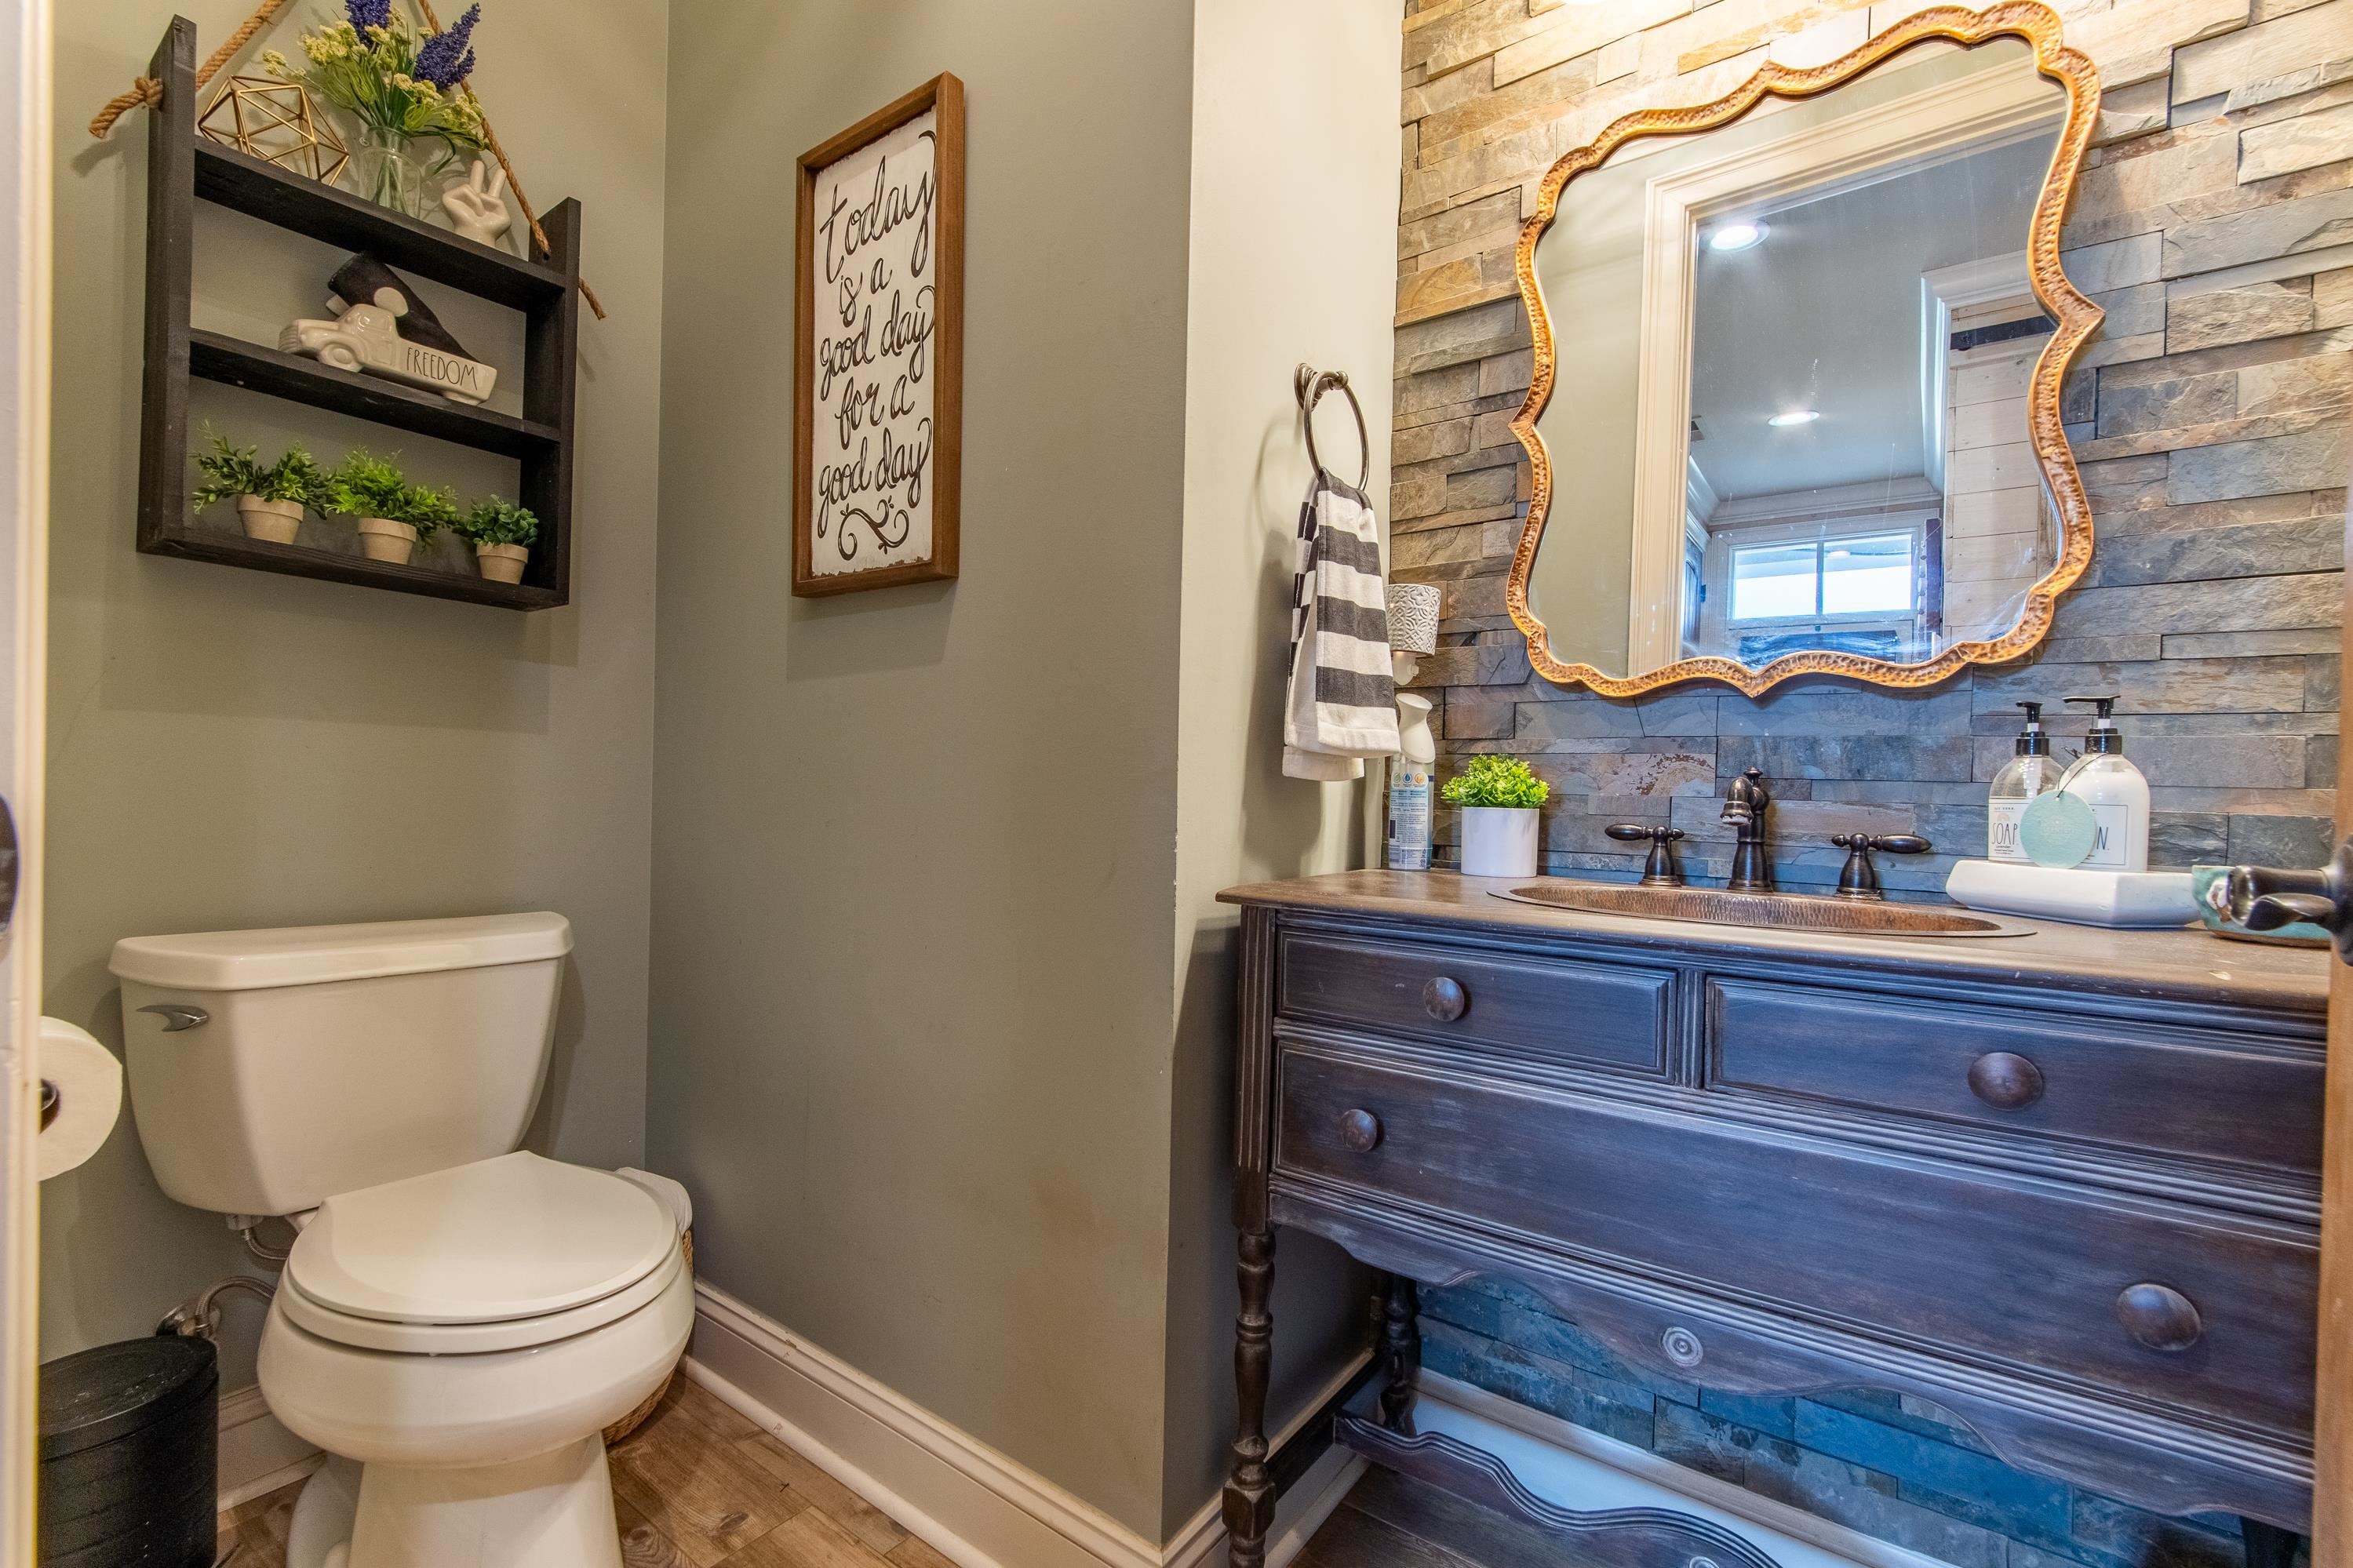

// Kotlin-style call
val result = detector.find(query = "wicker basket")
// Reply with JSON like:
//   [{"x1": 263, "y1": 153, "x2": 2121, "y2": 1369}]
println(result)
[{"x1": 603, "y1": 1228, "x2": 692, "y2": 1446}]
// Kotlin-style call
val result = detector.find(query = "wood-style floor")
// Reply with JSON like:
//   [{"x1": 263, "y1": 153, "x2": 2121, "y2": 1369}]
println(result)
[
  {"x1": 211, "y1": 1375, "x2": 1512, "y2": 1568},
  {"x1": 212, "y1": 1376, "x2": 957, "y2": 1568}
]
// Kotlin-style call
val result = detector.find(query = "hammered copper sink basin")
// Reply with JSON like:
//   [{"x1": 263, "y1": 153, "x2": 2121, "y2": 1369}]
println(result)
[{"x1": 1501, "y1": 880, "x2": 2034, "y2": 937}]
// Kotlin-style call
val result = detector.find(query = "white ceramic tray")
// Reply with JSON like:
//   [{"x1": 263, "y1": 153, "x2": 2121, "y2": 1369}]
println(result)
[{"x1": 1946, "y1": 860, "x2": 2197, "y2": 929}]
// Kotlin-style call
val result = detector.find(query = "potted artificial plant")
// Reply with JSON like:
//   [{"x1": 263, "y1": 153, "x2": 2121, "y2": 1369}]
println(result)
[
  {"x1": 453, "y1": 497, "x2": 538, "y2": 584},
  {"x1": 190, "y1": 430, "x2": 325, "y2": 544},
  {"x1": 322, "y1": 449, "x2": 456, "y2": 566},
  {"x1": 1443, "y1": 755, "x2": 1550, "y2": 879}
]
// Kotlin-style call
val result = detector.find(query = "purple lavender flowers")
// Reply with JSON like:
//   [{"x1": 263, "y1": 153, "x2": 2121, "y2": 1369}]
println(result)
[
  {"x1": 344, "y1": 0, "x2": 391, "y2": 30},
  {"x1": 414, "y1": 4, "x2": 480, "y2": 89}
]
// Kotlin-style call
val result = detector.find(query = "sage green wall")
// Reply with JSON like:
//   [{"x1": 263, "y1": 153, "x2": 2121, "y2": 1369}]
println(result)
[
  {"x1": 649, "y1": 0, "x2": 1197, "y2": 1536},
  {"x1": 650, "y1": 0, "x2": 1404, "y2": 1539},
  {"x1": 1163, "y1": 0, "x2": 1400, "y2": 1535},
  {"x1": 40, "y1": 0, "x2": 668, "y2": 1387}
]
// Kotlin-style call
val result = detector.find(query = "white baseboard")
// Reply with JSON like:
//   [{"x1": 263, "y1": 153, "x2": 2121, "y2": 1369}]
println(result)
[
  {"x1": 687, "y1": 1281, "x2": 1366, "y2": 1568},
  {"x1": 215, "y1": 1383, "x2": 322, "y2": 1512}
]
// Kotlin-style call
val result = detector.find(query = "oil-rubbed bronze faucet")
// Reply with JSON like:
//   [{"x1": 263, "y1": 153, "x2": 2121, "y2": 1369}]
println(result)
[
  {"x1": 1720, "y1": 767, "x2": 1773, "y2": 891},
  {"x1": 1830, "y1": 833, "x2": 1932, "y2": 900}
]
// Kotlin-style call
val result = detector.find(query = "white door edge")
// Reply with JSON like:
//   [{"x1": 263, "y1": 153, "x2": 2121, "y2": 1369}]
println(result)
[{"x1": 0, "y1": 0, "x2": 52, "y2": 1555}]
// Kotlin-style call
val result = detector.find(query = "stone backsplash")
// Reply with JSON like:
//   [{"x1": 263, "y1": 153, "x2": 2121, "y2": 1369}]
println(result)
[
  {"x1": 1392, "y1": 0, "x2": 2351, "y2": 893},
  {"x1": 1392, "y1": 0, "x2": 2344, "y2": 1561}
]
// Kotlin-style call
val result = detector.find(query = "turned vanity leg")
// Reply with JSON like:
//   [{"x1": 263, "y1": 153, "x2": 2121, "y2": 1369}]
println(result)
[
  {"x1": 1225, "y1": 1228, "x2": 1277, "y2": 1568},
  {"x1": 1379, "y1": 1272, "x2": 1421, "y2": 1435},
  {"x1": 2241, "y1": 1519, "x2": 2302, "y2": 1568}
]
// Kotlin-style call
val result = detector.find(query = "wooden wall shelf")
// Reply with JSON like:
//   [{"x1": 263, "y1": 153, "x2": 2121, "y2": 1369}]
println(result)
[{"x1": 138, "y1": 16, "x2": 581, "y2": 611}]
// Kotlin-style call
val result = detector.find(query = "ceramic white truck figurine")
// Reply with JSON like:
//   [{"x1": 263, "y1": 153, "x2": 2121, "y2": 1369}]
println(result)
[{"x1": 280, "y1": 300, "x2": 497, "y2": 406}]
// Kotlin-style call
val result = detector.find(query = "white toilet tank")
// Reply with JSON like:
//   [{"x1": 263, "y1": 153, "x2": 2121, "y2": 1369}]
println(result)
[{"x1": 110, "y1": 913, "x2": 573, "y2": 1218}]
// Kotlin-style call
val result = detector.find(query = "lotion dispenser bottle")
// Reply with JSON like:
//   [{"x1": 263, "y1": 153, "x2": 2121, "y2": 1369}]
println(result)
[
  {"x1": 1987, "y1": 701, "x2": 2063, "y2": 863},
  {"x1": 2057, "y1": 695, "x2": 2151, "y2": 872}
]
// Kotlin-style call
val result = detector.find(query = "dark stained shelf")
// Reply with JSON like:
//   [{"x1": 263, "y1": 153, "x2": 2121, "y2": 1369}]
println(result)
[
  {"x1": 140, "y1": 16, "x2": 580, "y2": 613},
  {"x1": 146, "y1": 529, "x2": 564, "y2": 610},
  {"x1": 189, "y1": 330, "x2": 561, "y2": 458},
  {"x1": 194, "y1": 140, "x2": 566, "y2": 311}
]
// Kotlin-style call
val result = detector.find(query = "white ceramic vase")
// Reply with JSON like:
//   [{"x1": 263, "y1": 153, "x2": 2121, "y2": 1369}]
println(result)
[
  {"x1": 236, "y1": 497, "x2": 303, "y2": 545},
  {"x1": 355, "y1": 517, "x2": 418, "y2": 566},
  {"x1": 475, "y1": 543, "x2": 530, "y2": 584},
  {"x1": 1459, "y1": 806, "x2": 1540, "y2": 879}
]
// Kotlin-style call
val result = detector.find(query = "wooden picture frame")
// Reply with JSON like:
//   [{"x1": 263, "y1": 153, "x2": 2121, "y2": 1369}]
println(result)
[
  {"x1": 793, "y1": 74, "x2": 965, "y2": 597},
  {"x1": 1503, "y1": 2, "x2": 2100, "y2": 696}
]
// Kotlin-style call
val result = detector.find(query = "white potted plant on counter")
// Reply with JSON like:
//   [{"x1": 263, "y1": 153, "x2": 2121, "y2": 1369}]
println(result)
[
  {"x1": 453, "y1": 496, "x2": 538, "y2": 584},
  {"x1": 190, "y1": 430, "x2": 326, "y2": 544},
  {"x1": 1444, "y1": 755, "x2": 1550, "y2": 879},
  {"x1": 322, "y1": 449, "x2": 456, "y2": 566}
]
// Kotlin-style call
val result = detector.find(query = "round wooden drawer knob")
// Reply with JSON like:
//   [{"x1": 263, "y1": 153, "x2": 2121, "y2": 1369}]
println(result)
[
  {"x1": 1967, "y1": 1052, "x2": 2045, "y2": 1110},
  {"x1": 1422, "y1": 977, "x2": 1467, "y2": 1022},
  {"x1": 1338, "y1": 1109, "x2": 1382, "y2": 1153},
  {"x1": 2116, "y1": 1282, "x2": 2202, "y2": 1352}
]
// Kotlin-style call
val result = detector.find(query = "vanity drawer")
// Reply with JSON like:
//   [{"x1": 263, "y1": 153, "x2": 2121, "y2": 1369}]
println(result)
[
  {"x1": 1277, "y1": 933, "x2": 1670, "y2": 1077},
  {"x1": 1706, "y1": 979, "x2": 2325, "y2": 1176},
  {"x1": 1277, "y1": 1044, "x2": 2315, "y2": 1435}
]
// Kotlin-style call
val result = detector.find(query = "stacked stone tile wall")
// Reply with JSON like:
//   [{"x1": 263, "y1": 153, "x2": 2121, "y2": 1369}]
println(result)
[
  {"x1": 1423, "y1": 1279, "x2": 2293, "y2": 1568},
  {"x1": 1394, "y1": 1, "x2": 2346, "y2": 1561},
  {"x1": 1393, "y1": 0, "x2": 2351, "y2": 892}
]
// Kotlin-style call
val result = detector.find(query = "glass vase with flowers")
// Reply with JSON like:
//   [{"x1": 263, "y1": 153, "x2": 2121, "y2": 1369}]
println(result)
[{"x1": 264, "y1": 0, "x2": 486, "y2": 219}]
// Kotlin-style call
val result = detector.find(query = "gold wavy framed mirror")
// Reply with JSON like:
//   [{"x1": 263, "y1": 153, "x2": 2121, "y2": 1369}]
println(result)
[{"x1": 1505, "y1": 2, "x2": 2100, "y2": 697}]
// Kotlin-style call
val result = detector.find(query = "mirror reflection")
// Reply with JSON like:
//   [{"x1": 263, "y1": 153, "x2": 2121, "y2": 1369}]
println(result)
[{"x1": 1524, "y1": 37, "x2": 2071, "y2": 682}]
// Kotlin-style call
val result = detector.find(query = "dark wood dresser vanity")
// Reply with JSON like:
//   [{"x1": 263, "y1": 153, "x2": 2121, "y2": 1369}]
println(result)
[{"x1": 1218, "y1": 871, "x2": 2330, "y2": 1568}]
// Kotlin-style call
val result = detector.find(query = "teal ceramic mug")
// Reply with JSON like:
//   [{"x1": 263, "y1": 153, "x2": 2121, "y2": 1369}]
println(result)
[{"x1": 2191, "y1": 863, "x2": 2330, "y2": 945}]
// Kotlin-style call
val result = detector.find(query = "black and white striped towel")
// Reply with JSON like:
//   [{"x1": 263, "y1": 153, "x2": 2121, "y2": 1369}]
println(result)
[{"x1": 1284, "y1": 475, "x2": 1399, "y2": 780}]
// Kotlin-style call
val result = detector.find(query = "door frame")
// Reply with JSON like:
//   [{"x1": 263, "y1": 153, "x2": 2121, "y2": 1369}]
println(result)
[
  {"x1": 2319, "y1": 455, "x2": 2353, "y2": 1566},
  {"x1": 0, "y1": 0, "x2": 52, "y2": 1555}
]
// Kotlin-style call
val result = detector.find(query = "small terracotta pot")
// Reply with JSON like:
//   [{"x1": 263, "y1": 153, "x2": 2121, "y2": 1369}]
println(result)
[
  {"x1": 475, "y1": 542, "x2": 530, "y2": 584},
  {"x1": 236, "y1": 496, "x2": 304, "y2": 545},
  {"x1": 355, "y1": 517, "x2": 418, "y2": 565}
]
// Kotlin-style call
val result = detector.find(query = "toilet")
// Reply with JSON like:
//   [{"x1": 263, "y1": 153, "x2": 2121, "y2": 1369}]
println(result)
[{"x1": 111, "y1": 914, "x2": 692, "y2": 1568}]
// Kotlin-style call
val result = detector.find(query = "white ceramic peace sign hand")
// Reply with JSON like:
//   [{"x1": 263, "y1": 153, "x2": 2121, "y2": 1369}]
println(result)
[{"x1": 441, "y1": 158, "x2": 513, "y2": 248}]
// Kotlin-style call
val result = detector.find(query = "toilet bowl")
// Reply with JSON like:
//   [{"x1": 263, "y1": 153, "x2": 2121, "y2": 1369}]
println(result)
[{"x1": 257, "y1": 1152, "x2": 692, "y2": 1568}]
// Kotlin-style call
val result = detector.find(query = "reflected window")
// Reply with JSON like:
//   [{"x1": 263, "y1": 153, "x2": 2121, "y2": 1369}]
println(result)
[{"x1": 1731, "y1": 532, "x2": 1915, "y2": 622}]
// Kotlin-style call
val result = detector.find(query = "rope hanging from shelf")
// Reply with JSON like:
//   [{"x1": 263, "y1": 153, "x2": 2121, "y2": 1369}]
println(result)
[{"x1": 86, "y1": 0, "x2": 608, "y2": 320}]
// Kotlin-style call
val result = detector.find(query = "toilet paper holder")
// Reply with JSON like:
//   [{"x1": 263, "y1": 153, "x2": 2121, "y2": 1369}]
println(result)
[{"x1": 38, "y1": 1077, "x2": 56, "y2": 1131}]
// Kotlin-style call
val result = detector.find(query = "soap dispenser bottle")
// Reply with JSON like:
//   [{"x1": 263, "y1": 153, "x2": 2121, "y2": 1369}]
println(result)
[
  {"x1": 2058, "y1": 695, "x2": 2151, "y2": 872},
  {"x1": 1987, "y1": 701, "x2": 2063, "y2": 864}
]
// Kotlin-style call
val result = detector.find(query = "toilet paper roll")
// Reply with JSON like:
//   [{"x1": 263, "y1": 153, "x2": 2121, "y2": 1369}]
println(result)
[{"x1": 37, "y1": 1017, "x2": 122, "y2": 1181}]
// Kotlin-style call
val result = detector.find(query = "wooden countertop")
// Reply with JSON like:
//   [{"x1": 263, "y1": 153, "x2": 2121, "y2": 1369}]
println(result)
[{"x1": 1218, "y1": 870, "x2": 2333, "y2": 1017}]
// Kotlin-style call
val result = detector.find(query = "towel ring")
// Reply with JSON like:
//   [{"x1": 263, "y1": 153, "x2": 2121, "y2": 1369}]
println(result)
[{"x1": 1295, "y1": 363, "x2": 1370, "y2": 494}]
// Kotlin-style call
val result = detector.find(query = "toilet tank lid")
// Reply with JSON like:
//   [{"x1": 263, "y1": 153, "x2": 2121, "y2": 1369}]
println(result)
[{"x1": 109, "y1": 913, "x2": 573, "y2": 991}]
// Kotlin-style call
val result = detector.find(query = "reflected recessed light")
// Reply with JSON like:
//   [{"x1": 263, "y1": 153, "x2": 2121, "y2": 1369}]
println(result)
[
  {"x1": 1767, "y1": 409, "x2": 1820, "y2": 427},
  {"x1": 1708, "y1": 221, "x2": 1768, "y2": 252}
]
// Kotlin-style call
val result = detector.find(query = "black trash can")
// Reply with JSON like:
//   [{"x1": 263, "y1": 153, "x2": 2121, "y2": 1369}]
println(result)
[{"x1": 38, "y1": 1337, "x2": 217, "y2": 1567}]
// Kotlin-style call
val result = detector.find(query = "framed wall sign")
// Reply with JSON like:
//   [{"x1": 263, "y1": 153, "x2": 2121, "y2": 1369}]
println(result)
[{"x1": 793, "y1": 73, "x2": 966, "y2": 596}]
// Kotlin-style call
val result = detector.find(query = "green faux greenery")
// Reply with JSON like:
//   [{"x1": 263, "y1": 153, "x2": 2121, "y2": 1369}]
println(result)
[
  {"x1": 190, "y1": 429, "x2": 326, "y2": 511},
  {"x1": 320, "y1": 449, "x2": 458, "y2": 534},
  {"x1": 453, "y1": 497, "x2": 538, "y2": 548},
  {"x1": 1441, "y1": 755, "x2": 1550, "y2": 810}
]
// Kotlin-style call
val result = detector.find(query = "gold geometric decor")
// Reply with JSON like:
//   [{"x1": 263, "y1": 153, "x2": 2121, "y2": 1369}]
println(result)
[{"x1": 197, "y1": 75, "x2": 348, "y2": 186}]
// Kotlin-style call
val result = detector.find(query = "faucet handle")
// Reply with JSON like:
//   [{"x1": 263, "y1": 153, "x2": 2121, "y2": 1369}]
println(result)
[
  {"x1": 1605, "y1": 824, "x2": 1687, "y2": 887},
  {"x1": 1830, "y1": 833, "x2": 1931, "y2": 900}
]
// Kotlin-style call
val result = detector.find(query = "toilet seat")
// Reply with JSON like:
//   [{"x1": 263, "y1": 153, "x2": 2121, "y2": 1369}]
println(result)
[
  {"x1": 279, "y1": 1245, "x2": 685, "y2": 1354},
  {"x1": 281, "y1": 1151, "x2": 679, "y2": 1354}
]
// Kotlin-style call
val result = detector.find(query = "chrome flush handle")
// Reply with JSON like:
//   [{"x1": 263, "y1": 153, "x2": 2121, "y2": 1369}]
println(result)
[{"x1": 137, "y1": 1002, "x2": 210, "y2": 1032}]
